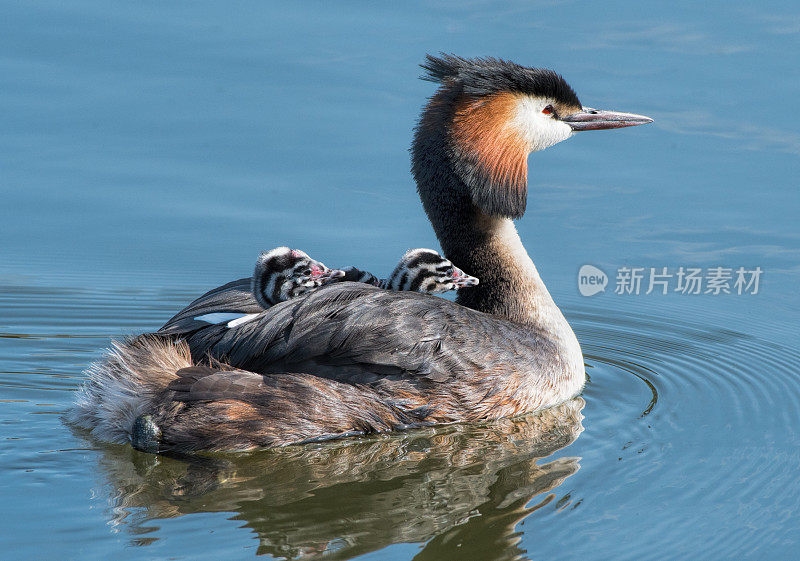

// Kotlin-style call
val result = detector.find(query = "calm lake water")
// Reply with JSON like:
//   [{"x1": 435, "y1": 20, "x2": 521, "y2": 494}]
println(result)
[{"x1": 2, "y1": 2, "x2": 799, "y2": 559}]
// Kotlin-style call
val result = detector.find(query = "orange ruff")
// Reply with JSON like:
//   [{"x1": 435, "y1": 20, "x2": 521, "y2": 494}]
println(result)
[{"x1": 451, "y1": 92, "x2": 528, "y2": 195}]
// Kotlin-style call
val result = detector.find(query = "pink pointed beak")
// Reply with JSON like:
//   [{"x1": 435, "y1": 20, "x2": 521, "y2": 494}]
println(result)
[
  {"x1": 562, "y1": 107, "x2": 653, "y2": 131},
  {"x1": 452, "y1": 268, "x2": 479, "y2": 288},
  {"x1": 311, "y1": 265, "x2": 346, "y2": 284}
]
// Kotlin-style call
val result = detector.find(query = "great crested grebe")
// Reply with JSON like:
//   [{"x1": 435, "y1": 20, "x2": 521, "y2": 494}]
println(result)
[
  {"x1": 217, "y1": 247, "x2": 478, "y2": 333},
  {"x1": 252, "y1": 247, "x2": 477, "y2": 308},
  {"x1": 251, "y1": 247, "x2": 346, "y2": 309},
  {"x1": 341, "y1": 248, "x2": 479, "y2": 293},
  {"x1": 202, "y1": 247, "x2": 477, "y2": 330},
  {"x1": 69, "y1": 54, "x2": 652, "y2": 452}
]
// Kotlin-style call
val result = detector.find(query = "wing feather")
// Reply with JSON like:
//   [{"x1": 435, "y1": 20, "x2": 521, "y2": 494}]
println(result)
[
  {"x1": 160, "y1": 278, "x2": 261, "y2": 336},
  {"x1": 158, "y1": 282, "x2": 546, "y2": 386}
]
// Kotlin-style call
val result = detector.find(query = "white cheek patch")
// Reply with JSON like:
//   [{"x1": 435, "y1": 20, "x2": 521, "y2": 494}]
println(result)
[{"x1": 511, "y1": 96, "x2": 574, "y2": 153}]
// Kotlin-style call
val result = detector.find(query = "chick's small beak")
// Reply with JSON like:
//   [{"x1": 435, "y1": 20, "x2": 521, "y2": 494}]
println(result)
[
  {"x1": 318, "y1": 268, "x2": 346, "y2": 284},
  {"x1": 452, "y1": 269, "x2": 479, "y2": 288},
  {"x1": 563, "y1": 107, "x2": 653, "y2": 131}
]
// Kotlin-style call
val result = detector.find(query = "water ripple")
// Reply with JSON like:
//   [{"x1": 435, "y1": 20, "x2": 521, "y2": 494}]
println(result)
[
  {"x1": 563, "y1": 305, "x2": 800, "y2": 559},
  {"x1": 3, "y1": 282, "x2": 800, "y2": 559}
]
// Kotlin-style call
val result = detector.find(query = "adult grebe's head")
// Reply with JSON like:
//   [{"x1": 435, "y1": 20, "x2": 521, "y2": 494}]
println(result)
[
  {"x1": 386, "y1": 248, "x2": 479, "y2": 294},
  {"x1": 253, "y1": 247, "x2": 344, "y2": 307},
  {"x1": 415, "y1": 54, "x2": 653, "y2": 219}
]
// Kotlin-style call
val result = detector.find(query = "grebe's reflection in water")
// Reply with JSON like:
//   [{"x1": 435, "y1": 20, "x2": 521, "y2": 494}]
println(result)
[{"x1": 83, "y1": 397, "x2": 584, "y2": 560}]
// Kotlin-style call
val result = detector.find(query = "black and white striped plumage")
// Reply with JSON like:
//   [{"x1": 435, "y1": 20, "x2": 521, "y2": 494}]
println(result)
[
  {"x1": 340, "y1": 266, "x2": 381, "y2": 286},
  {"x1": 252, "y1": 247, "x2": 345, "y2": 308},
  {"x1": 253, "y1": 248, "x2": 476, "y2": 311},
  {"x1": 380, "y1": 248, "x2": 478, "y2": 293},
  {"x1": 338, "y1": 249, "x2": 479, "y2": 294}
]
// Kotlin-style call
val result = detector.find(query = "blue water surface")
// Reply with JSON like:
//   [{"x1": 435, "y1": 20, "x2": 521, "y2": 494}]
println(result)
[{"x1": 1, "y1": 1, "x2": 799, "y2": 560}]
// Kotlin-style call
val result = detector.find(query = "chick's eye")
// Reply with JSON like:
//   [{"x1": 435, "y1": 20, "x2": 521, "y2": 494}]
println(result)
[{"x1": 542, "y1": 104, "x2": 556, "y2": 117}]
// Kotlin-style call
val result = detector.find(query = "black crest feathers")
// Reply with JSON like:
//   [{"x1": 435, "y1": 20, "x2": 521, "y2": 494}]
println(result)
[{"x1": 420, "y1": 53, "x2": 581, "y2": 107}]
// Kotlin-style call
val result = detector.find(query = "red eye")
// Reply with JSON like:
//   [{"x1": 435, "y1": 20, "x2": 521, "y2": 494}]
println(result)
[{"x1": 542, "y1": 105, "x2": 554, "y2": 115}]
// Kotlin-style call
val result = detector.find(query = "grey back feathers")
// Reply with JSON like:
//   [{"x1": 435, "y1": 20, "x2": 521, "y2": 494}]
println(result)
[{"x1": 162, "y1": 282, "x2": 561, "y2": 390}]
